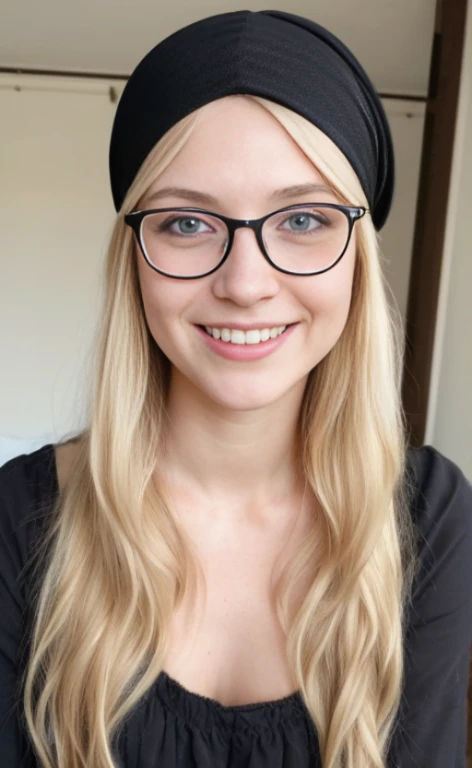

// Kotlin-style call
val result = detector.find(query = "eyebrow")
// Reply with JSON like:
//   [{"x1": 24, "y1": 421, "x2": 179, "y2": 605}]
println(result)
[{"x1": 143, "y1": 183, "x2": 335, "y2": 207}]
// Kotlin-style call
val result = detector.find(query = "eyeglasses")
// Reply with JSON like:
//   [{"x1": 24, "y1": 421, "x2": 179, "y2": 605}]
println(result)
[{"x1": 125, "y1": 203, "x2": 367, "y2": 279}]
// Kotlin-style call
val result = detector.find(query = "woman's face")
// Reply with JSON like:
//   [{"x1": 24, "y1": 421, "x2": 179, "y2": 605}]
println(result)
[{"x1": 136, "y1": 96, "x2": 357, "y2": 412}]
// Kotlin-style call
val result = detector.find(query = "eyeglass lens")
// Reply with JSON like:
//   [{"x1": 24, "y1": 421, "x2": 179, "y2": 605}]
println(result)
[{"x1": 139, "y1": 206, "x2": 350, "y2": 277}]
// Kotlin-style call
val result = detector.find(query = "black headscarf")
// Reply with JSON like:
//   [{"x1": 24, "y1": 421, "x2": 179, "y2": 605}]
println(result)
[{"x1": 109, "y1": 10, "x2": 394, "y2": 230}]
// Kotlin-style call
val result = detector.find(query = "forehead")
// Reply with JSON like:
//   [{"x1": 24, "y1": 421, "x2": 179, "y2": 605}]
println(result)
[{"x1": 144, "y1": 96, "x2": 338, "y2": 210}]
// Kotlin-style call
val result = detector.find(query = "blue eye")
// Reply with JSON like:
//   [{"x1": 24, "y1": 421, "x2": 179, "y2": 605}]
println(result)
[
  {"x1": 163, "y1": 216, "x2": 213, "y2": 236},
  {"x1": 282, "y1": 212, "x2": 327, "y2": 232}
]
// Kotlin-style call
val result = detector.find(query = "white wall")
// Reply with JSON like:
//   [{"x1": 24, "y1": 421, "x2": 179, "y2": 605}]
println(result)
[
  {"x1": 0, "y1": 76, "x2": 123, "y2": 444},
  {"x1": 0, "y1": 74, "x2": 424, "y2": 453},
  {"x1": 427, "y1": 1, "x2": 472, "y2": 480}
]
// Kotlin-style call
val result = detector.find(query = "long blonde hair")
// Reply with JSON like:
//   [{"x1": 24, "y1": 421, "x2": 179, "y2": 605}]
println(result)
[{"x1": 23, "y1": 95, "x2": 418, "y2": 768}]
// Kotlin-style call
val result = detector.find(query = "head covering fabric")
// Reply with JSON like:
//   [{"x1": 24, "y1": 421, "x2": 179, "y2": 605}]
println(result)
[{"x1": 109, "y1": 10, "x2": 394, "y2": 230}]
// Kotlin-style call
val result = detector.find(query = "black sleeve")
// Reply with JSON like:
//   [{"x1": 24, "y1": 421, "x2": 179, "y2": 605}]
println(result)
[
  {"x1": 390, "y1": 445, "x2": 472, "y2": 767},
  {"x1": 0, "y1": 447, "x2": 56, "y2": 767}
]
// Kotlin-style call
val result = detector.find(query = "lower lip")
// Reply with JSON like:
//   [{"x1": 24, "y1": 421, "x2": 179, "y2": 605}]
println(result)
[{"x1": 195, "y1": 324, "x2": 298, "y2": 361}]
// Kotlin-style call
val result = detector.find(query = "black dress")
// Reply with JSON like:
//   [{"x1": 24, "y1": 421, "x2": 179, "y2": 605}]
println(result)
[{"x1": 0, "y1": 443, "x2": 471, "y2": 767}]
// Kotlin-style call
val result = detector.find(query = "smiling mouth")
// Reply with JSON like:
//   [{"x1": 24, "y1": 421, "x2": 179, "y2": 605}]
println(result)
[{"x1": 199, "y1": 325, "x2": 293, "y2": 345}]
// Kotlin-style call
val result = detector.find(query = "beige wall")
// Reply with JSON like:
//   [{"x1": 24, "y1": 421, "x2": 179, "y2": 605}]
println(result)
[
  {"x1": 0, "y1": 76, "x2": 122, "y2": 444},
  {"x1": 427, "y1": 1, "x2": 472, "y2": 480}
]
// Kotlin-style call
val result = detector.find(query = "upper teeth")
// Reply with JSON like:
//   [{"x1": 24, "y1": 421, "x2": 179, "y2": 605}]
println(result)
[{"x1": 204, "y1": 326, "x2": 287, "y2": 344}]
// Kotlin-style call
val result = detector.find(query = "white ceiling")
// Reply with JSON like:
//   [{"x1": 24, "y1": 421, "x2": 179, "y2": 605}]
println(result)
[{"x1": 2, "y1": 0, "x2": 435, "y2": 96}]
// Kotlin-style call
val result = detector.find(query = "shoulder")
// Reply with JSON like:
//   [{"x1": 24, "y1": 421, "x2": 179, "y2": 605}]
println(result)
[
  {"x1": 54, "y1": 439, "x2": 81, "y2": 492},
  {"x1": 0, "y1": 443, "x2": 59, "y2": 574},
  {"x1": 406, "y1": 442, "x2": 471, "y2": 508},
  {"x1": 406, "y1": 443, "x2": 472, "y2": 557},
  {"x1": 0, "y1": 437, "x2": 83, "y2": 558},
  {"x1": 405, "y1": 444, "x2": 472, "y2": 638},
  {"x1": 0, "y1": 442, "x2": 58, "y2": 497},
  {"x1": 391, "y1": 448, "x2": 472, "y2": 768}
]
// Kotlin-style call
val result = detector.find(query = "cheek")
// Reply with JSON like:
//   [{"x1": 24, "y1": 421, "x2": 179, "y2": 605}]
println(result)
[
  {"x1": 303, "y1": 256, "x2": 355, "y2": 324},
  {"x1": 136, "y1": 259, "x2": 197, "y2": 352},
  {"x1": 137, "y1": 260, "x2": 175, "y2": 340},
  {"x1": 138, "y1": 285, "x2": 182, "y2": 368}
]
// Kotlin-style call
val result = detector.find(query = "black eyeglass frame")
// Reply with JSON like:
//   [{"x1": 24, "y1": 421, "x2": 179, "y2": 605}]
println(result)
[{"x1": 125, "y1": 203, "x2": 368, "y2": 279}]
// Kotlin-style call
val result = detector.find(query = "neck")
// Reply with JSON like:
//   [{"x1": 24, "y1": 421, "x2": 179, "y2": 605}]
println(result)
[{"x1": 160, "y1": 371, "x2": 307, "y2": 517}]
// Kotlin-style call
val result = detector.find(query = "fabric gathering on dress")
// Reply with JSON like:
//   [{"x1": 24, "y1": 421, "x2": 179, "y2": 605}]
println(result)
[{"x1": 0, "y1": 443, "x2": 472, "y2": 767}]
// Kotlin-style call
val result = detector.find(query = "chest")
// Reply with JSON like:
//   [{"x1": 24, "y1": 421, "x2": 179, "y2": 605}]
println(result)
[
  {"x1": 163, "y1": 518, "x2": 313, "y2": 705},
  {"x1": 164, "y1": 571, "x2": 295, "y2": 705}
]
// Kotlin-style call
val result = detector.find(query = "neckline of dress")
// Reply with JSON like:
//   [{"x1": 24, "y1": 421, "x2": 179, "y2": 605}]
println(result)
[{"x1": 158, "y1": 669, "x2": 302, "y2": 712}]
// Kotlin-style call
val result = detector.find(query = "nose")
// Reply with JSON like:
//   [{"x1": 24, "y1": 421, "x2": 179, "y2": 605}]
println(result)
[{"x1": 211, "y1": 226, "x2": 280, "y2": 306}]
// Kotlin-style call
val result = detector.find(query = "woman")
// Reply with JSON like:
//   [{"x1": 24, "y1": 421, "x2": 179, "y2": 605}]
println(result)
[{"x1": 1, "y1": 10, "x2": 471, "y2": 768}]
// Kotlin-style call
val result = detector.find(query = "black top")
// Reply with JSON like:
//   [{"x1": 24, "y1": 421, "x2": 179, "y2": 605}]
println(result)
[{"x1": 0, "y1": 443, "x2": 471, "y2": 767}]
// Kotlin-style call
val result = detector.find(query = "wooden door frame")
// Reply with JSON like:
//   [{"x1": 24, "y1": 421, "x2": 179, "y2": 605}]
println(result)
[{"x1": 402, "y1": 0, "x2": 469, "y2": 446}]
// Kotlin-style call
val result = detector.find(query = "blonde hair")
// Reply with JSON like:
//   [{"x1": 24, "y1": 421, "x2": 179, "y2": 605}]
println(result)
[{"x1": 23, "y1": 95, "x2": 418, "y2": 768}]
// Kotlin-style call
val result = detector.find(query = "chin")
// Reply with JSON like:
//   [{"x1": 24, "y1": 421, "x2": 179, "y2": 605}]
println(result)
[
  {"x1": 170, "y1": 361, "x2": 308, "y2": 413},
  {"x1": 212, "y1": 395, "x2": 279, "y2": 412},
  {"x1": 198, "y1": 378, "x2": 299, "y2": 413}
]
